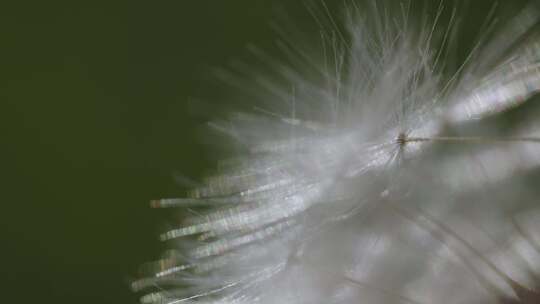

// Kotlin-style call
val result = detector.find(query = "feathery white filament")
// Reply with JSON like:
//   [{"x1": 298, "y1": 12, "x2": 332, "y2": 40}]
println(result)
[{"x1": 135, "y1": 2, "x2": 540, "y2": 303}]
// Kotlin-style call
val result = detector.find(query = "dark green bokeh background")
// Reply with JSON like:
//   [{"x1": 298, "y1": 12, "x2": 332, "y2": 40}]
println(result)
[{"x1": 2, "y1": 1, "x2": 529, "y2": 303}]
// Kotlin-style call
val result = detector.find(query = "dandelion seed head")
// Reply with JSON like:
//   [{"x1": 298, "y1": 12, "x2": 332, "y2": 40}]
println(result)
[{"x1": 134, "y1": 1, "x2": 540, "y2": 303}]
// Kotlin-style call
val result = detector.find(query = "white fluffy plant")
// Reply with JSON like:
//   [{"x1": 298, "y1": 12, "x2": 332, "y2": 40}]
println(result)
[{"x1": 134, "y1": 1, "x2": 540, "y2": 303}]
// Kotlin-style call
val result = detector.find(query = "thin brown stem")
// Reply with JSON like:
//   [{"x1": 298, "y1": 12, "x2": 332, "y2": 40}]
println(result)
[{"x1": 404, "y1": 136, "x2": 540, "y2": 144}]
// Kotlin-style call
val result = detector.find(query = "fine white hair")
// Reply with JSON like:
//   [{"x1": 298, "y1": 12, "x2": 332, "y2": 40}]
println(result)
[{"x1": 134, "y1": 1, "x2": 540, "y2": 303}]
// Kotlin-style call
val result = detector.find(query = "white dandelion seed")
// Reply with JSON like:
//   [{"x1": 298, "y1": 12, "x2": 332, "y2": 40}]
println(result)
[{"x1": 134, "y1": 1, "x2": 540, "y2": 303}]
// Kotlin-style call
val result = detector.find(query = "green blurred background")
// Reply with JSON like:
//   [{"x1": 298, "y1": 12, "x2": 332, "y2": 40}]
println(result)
[{"x1": 1, "y1": 1, "x2": 529, "y2": 303}]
